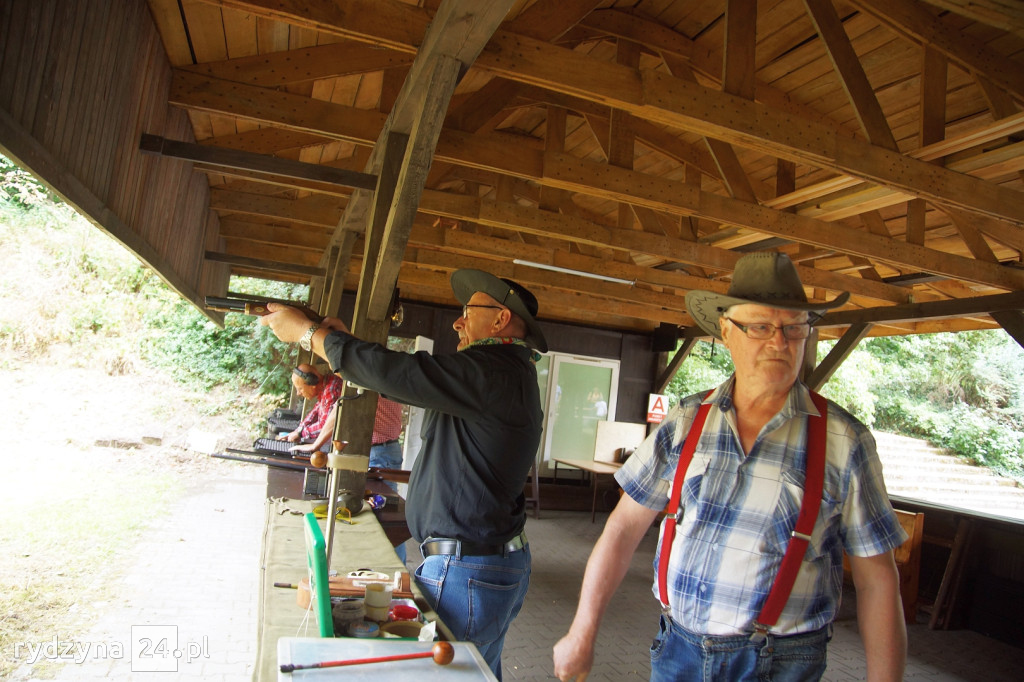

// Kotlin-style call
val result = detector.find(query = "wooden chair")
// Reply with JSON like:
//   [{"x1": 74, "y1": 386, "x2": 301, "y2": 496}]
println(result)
[
  {"x1": 843, "y1": 509, "x2": 924, "y2": 623},
  {"x1": 892, "y1": 509, "x2": 925, "y2": 623}
]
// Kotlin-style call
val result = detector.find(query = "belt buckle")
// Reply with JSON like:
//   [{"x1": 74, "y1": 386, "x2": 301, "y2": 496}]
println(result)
[
  {"x1": 501, "y1": 536, "x2": 515, "y2": 558},
  {"x1": 503, "y1": 531, "x2": 527, "y2": 557},
  {"x1": 423, "y1": 537, "x2": 461, "y2": 558}
]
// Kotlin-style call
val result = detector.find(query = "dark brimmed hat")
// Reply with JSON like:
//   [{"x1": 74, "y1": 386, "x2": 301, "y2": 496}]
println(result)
[
  {"x1": 450, "y1": 269, "x2": 548, "y2": 352},
  {"x1": 685, "y1": 252, "x2": 850, "y2": 340}
]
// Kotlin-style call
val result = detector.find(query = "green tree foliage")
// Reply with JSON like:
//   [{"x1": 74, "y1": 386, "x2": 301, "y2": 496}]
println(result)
[
  {"x1": 1, "y1": 154, "x2": 54, "y2": 210},
  {"x1": 815, "y1": 344, "x2": 881, "y2": 428},
  {"x1": 861, "y1": 332, "x2": 1024, "y2": 476},
  {"x1": 143, "y1": 278, "x2": 305, "y2": 396},
  {"x1": 0, "y1": 176, "x2": 155, "y2": 363},
  {"x1": 664, "y1": 340, "x2": 733, "y2": 408},
  {"x1": 1, "y1": 152, "x2": 303, "y2": 401}
]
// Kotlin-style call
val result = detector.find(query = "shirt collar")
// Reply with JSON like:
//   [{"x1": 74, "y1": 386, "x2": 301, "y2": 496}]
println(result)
[
  {"x1": 711, "y1": 376, "x2": 816, "y2": 419},
  {"x1": 460, "y1": 336, "x2": 542, "y2": 363}
]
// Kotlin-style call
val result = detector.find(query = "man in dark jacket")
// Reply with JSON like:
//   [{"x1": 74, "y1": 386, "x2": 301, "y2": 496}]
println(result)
[{"x1": 260, "y1": 269, "x2": 546, "y2": 680}]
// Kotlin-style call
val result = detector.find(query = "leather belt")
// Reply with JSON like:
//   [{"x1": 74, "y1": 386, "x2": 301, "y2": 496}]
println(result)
[
  {"x1": 372, "y1": 439, "x2": 399, "y2": 446},
  {"x1": 421, "y1": 531, "x2": 528, "y2": 558}
]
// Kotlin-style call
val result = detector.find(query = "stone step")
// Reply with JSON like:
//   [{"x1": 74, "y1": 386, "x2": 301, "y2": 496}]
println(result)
[
  {"x1": 887, "y1": 476, "x2": 1021, "y2": 491},
  {"x1": 879, "y1": 448, "x2": 985, "y2": 462},
  {"x1": 883, "y1": 466, "x2": 1020, "y2": 486},
  {"x1": 882, "y1": 464, "x2": 1010, "y2": 481},
  {"x1": 876, "y1": 445, "x2": 960, "y2": 461},
  {"x1": 873, "y1": 433, "x2": 949, "y2": 451},
  {"x1": 874, "y1": 433, "x2": 1011, "y2": 471},
  {"x1": 871, "y1": 430, "x2": 1024, "y2": 520},
  {"x1": 888, "y1": 487, "x2": 1024, "y2": 504},
  {"x1": 877, "y1": 445, "x2": 966, "y2": 459},
  {"x1": 881, "y1": 462, "x2": 1009, "y2": 481}
]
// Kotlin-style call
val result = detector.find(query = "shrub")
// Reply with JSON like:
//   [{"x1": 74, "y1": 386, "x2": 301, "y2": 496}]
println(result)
[
  {"x1": 1, "y1": 163, "x2": 303, "y2": 406},
  {"x1": 816, "y1": 344, "x2": 880, "y2": 427},
  {"x1": 664, "y1": 340, "x2": 733, "y2": 407},
  {"x1": 914, "y1": 403, "x2": 1024, "y2": 475},
  {"x1": 142, "y1": 292, "x2": 299, "y2": 396}
]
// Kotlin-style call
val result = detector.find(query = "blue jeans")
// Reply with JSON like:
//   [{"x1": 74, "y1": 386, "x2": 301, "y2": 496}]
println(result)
[
  {"x1": 414, "y1": 545, "x2": 531, "y2": 680},
  {"x1": 369, "y1": 440, "x2": 403, "y2": 470},
  {"x1": 650, "y1": 615, "x2": 830, "y2": 682},
  {"x1": 369, "y1": 441, "x2": 405, "y2": 562},
  {"x1": 369, "y1": 441, "x2": 403, "y2": 492}
]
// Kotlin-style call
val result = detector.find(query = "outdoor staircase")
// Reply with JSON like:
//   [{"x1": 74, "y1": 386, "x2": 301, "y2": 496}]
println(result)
[{"x1": 872, "y1": 431, "x2": 1024, "y2": 521}]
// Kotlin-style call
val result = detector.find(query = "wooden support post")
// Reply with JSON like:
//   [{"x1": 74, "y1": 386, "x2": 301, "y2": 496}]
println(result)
[{"x1": 929, "y1": 518, "x2": 975, "y2": 630}]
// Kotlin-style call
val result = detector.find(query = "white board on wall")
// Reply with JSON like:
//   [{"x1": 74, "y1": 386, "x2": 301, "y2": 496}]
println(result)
[{"x1": 594, "y1": 421, "x2": 648, "y2": 463}]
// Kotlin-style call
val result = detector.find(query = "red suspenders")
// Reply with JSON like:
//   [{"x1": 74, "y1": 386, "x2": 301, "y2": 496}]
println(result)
[
  {"x1": 656, "y1": 399, "x2": 712, "y2": 609},
  {"x1": 656, "y1": 391, "x2": 828, "y2": 641}
]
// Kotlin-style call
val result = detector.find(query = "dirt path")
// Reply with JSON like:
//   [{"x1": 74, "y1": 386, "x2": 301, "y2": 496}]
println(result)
[{"x1": 0, "y1": 352, "x2": 269, "y2": 679}]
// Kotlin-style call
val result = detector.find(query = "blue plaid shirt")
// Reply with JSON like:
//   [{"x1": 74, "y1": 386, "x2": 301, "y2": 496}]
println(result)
[{"x1": 616, "y1": 378, "x2": 907, "y2": 636}]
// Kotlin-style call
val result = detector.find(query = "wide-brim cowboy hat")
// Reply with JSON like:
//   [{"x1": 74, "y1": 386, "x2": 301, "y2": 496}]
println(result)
[
  {"x1": 685, "y1": 252, "x2": 850, "y2": 340},
  {"x1": 450, "y1": 269, "x2": 549, "y2": 353}
]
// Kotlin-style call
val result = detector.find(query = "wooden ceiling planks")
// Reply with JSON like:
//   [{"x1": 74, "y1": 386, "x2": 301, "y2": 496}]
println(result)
[{"x1": 135, "y1": 0, "x2": 1024, "y2": 339}]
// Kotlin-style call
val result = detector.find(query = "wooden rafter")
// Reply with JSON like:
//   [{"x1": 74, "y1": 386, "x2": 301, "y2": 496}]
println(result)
[{"x1": 169, "y1": 74, "x2": 1024, "y2": 292}]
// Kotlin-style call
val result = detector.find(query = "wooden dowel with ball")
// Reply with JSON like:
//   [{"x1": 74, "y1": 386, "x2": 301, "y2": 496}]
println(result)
[{"x1": 280, "y1": 641, "x2": 455, "y2": 673}]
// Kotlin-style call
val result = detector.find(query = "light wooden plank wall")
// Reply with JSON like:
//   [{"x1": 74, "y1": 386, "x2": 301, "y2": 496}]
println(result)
[{"x1": 0, "y1": 0, "x2": 230, "y2": 311}]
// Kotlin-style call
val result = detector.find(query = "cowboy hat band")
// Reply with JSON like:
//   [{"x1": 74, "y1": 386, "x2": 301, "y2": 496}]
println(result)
[
  {"x1": 684, "y1": 252, "x2": 850, "y2": 340},
  {"x1": 450, "y1": 269, "x2": 549, "y2": 352}
]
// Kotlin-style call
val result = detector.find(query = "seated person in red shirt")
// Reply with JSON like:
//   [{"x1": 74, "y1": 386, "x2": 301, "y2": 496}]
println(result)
[
  {"x1": 277, "y1": 364, "x2": 343, "y2": 447},
  {"x1": 284, "y1": 364, "x2": 406, "y2": 469}
]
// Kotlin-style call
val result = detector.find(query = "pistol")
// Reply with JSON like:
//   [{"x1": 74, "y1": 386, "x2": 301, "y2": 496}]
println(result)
[{"x1": 204, "y1": 296, "x2": 324, "y2": 323}]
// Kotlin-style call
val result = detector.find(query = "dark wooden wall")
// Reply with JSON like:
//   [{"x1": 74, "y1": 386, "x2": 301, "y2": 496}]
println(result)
[{"x1": 0, "y1": 0, "x2": 227, "y2": 312}]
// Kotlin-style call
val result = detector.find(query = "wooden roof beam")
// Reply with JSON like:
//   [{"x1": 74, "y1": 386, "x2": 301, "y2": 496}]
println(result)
[
  {"x1": 139, "y1": 133, "x2": 377, "y2": 189},
  {"x1": 577, "y1": 8, "x2": 853, "y2": 134},
  {"x1": 541, "y1": 153, "x2": 1024, "y2": 292},
  {"x1": 204, "y1": 250, "x2": 326, "y2": 277},
  {"x1": 409, "y1": 221, "x2": 718, "y2": 293},
  {"x1": 180, "y1": 40, "x2": 414, "y2": 86},
  {"x1": 502, "y1": 0, "x2": 603, "y2": 42},
  {"x1": 818, "y1": 290, "x2": 1024, "y2": 327},
  {"x1": 193, "y1": 0, "x2": 431, "y2": 54},
  {"x1": 170, "y1": 72, "x2": 1024, "y2": 290},
  {"x1": 803, "y1": 0, "x2": 898, "y2": 150},
  {"x1": 338, "y1": 0, "x2": 518, "y2": 325},
  {"x1": 990, "y1": 310, "x2": 1024, "y2": 349},
  {"x1": 416, "y1": 189, "x2": 910, "y2": 305},
  {"x1": 806, "y1": 322, "x2": 874, "y2": 391},
  {"x1": 920, "y1": 0, "x2": 1024, "y2": 39},
  {"x1": 473, "y1": 31, "x2": 1024, "y2": 225},
  {"x1": 849, "y1": 0, "x2": 1024, "y2": 99}
]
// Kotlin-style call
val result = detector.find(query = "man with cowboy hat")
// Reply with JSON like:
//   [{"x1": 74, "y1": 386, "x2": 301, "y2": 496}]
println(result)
[
  {"x1": 260, "y1": 269, "x2": 546, "y2": 680},
  {"x1": 554, "y1": 252, "x2": 907, "y2": 681}
]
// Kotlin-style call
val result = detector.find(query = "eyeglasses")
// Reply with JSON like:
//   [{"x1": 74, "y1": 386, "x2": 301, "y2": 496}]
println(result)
[
  {"x1": 462, "y1": 304, "x2": 504, "y2": 318},
  {"x1": 725, "y1": 318, "x2": 813, "y2": 340}
]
